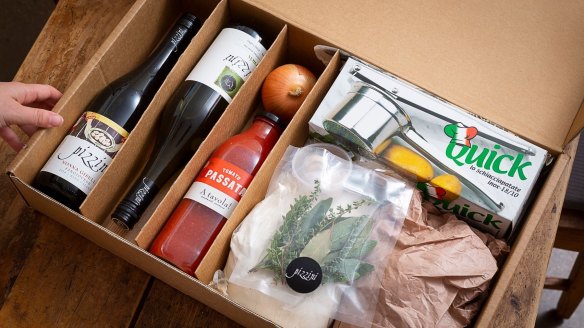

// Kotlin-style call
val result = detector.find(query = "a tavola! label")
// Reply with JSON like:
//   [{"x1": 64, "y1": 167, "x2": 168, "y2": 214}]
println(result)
[
  {"x1": 41, "y1": 112, "x2": 128, "y2": 194},
  {"x1": 185, "y1": 28, "x2": 266, "y2": 102},
  {"x1": 184, "y1": 158, "x2": 253, "y2": 218}
]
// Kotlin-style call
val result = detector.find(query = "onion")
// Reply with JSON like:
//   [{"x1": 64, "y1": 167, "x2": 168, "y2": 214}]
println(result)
[{"x1": 261, "y1": 64, "x2": 317, "y2": 122}]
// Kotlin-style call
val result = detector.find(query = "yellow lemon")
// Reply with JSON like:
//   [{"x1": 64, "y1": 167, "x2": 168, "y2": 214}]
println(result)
[
  {"x1": 430, "y1": 174, "x2": 462, "y2": 201},
  {"x1": 383, "y1": 144, "x2": 434, "y2": 182}
]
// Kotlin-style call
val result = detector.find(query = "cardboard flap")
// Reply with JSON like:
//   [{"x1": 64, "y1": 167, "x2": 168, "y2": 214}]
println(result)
[
  {"x1": 245, "y1": 0, "x2": 584, "y2": 152},
  {"x1": 565, "y1": 98, "x2": 584, "y2": 145}
]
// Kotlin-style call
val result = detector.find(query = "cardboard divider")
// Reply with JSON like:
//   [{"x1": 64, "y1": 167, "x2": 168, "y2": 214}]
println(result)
[
  {"x1": 133, "y1": 24, "x2": 290, "y2": 245},
  {"x1": 80, "y1": 0, "x2": 229, "y2": 222},
  {"x1": 231, "y1": 0, "x2": 329, "y2": 74},
  {"x1": 107, "y1": 23, "x2": 289, "y2": 240},
  {"x1": 193, "y1": 52, "x2": 342, "y2": 282},
  {"x1": 94, "y1": 1, "x2": 184, "y2": 83}
]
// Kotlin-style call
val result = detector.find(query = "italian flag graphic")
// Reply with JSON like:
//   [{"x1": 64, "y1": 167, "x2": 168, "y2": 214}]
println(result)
[
  {"x1": 417, "y1": 182, "x2": 447, "y2": 200},
  {"x1": 444, "y1": 122, "x2": 478, "y2": 147}
]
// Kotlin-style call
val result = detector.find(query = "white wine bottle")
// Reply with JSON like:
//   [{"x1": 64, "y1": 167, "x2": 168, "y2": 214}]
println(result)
[{"x1": 112, "y1": 25, "x2": 268, "y2": 230}]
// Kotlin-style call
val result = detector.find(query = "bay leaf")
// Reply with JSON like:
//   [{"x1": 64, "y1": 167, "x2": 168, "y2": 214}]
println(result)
[
  {"x1": 297, "y1": 197, "x2": 333, "y2": 240},
  {"x1": 338, "y1": 259, "x2": 375, "y2": 283},
  {"x1": 346, "y1": 239, "x2": 377, "y2": 259},
  {"x1": 330, "y1": 216, "x2": 368, "y2": 252},
  {"x1": 300, "y1": 228, "x2": 332, "y2": 262}
]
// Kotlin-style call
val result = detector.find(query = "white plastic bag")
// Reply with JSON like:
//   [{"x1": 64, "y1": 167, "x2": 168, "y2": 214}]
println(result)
[{"x1": 226, "y1": 144, "x2": 414, "y2": 327}]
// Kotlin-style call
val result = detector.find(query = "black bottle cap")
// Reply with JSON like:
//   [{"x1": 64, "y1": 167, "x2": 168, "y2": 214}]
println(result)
[
  {"x1": 179, "y1": 13, "x2": 203, "y2": 31},
  {"x1": 111, "y1": 200, "x2": 140, "y2": 231},
  {"x1": 230, "y1": 25, "x2": 267, "y2": 48},
  {"x1": 257, "y1": 111, "x2": 285, "y2": 130},
  {"x1": 112, "y1": 177, "x2": 159, "y2": 230}
]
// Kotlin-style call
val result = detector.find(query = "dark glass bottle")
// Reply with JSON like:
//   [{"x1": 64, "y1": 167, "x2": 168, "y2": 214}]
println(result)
[
  {"x1": 34, "y1": 14, "x2": 202, "y2": 210},
  {"x1": 111, "y1": 25, "x2": 268, "y2": 230},
  {"x1": 149, "y1": 112, "x2": 283, "y2": 275}
]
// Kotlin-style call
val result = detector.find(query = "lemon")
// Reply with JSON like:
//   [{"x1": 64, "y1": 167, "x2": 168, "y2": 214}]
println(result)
[
  {"x1": 430, "y1": 174, "x2": 462, "y2": 201},
  {"x1": 382, "y1": 144, "x2": 434, "y2": 182}
]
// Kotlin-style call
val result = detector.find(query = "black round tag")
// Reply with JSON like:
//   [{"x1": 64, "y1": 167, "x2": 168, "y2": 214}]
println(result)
[{"x1": 285, "y1": 257, "x2": 323, "y2": 294}]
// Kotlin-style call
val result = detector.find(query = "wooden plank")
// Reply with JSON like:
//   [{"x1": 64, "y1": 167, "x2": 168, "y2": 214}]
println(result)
[
  {"x1": 478, "y1": 136, "x2": 579, "y2": 328},
  {"x1": 0, "y1": 0, "x2": 142, "y2": 326},
  {"x1": 557, "y1": 253, "x2": 584, "y2": 318},
  {"x1": 12, "y1": 0, "x2": 135, "y2": 89},
  {"x1": 132, "y1": 280, "x2": 243, "y2": 328},
  {"x1": 0, "y1": 181, "x2": 39, "y2": 310},
  {"x1": 544, "y1": 277, "x2": 570, "y2": 291},
  {"x1": 0, "y1": 217, "x2": 150, "y2": 327},
  {"x1": 554, "y1": 209, "x2": 584, "y2": 251}
]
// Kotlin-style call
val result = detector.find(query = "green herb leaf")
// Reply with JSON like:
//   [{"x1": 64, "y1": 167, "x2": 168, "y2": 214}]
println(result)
[
  {"x1": 298, "y1": 198, "x2": 333, "y2": 243},
  {"x1": 300, "y1": 229, "x2": 332, "y2": 263},
  {"x1": 329, "y1": 216, "x2": 368, "y2": 252},
  {"x1": 346, "y1": 239, "x2": 377, "y2": 259},
  {"x1": 251, "y1": 180, "x2": 378, "y2": 286}
]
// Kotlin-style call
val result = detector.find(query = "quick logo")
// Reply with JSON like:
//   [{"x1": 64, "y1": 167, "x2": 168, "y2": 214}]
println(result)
[
  {"x1": 444, "y1": 123, "x2": 532, "y2": 181},
  {"x1": 434, "y1": 199, "x2": 502, "y2": 230}
]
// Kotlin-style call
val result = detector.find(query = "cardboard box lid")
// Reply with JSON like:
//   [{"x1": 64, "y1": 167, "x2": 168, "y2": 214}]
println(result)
[{"x1": 247, "y1": 0, "x2": 584, "y2": 153}]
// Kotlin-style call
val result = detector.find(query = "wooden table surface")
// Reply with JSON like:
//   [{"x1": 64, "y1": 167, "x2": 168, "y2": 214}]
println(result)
[
  {"x1": 0, "y1": 0, "x2": 239, "y2": 326},
  {"x1": 0, "y1": 0, "x2": 576, "y2": 327}
]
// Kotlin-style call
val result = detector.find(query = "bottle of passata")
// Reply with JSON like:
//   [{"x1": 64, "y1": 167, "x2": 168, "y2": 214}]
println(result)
[
  {"x1": 150, "y1": 112, "x2": 283, "y2": 275},
  {"x1": 34, "y1": 14, "x2": 201, "y2": 210},
  {"x1": 111, "y1": 25, "x2": 268, "y2": 230}
]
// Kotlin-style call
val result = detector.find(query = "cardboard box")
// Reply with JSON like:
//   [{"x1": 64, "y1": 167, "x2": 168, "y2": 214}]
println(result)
[
  {"x1": 6, "y1": 0, "x2": 584, "y2": 327},
  {"x1": 308, "y1": 57, "x2": 549, "y2": 239}
]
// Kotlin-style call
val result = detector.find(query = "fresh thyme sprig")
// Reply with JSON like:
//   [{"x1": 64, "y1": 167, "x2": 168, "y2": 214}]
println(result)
[
  {"x1": 251, "y1": 180, "x2": 377, "y2": 285},
  {"x1": 250, "y1": 181, "x2": 321, "y2": 281}
]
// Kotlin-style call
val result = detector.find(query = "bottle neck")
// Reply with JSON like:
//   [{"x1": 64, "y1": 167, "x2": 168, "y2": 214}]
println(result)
[
  {"x1": 129, "y1": 21, "x2": 196, "y2": 93},
  {"x1": 247, "y1": 116, "x2": 282, "y2": 145}
]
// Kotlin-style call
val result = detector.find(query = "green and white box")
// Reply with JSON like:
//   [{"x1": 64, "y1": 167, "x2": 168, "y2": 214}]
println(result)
[{"x1": 309, "y1": 57, "x2": 549, "y2": 238}]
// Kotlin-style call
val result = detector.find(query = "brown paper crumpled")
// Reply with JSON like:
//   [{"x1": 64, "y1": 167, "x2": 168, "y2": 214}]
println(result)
[{"x1": 367, "y1": 192, "x2": 509, "y2": 328}]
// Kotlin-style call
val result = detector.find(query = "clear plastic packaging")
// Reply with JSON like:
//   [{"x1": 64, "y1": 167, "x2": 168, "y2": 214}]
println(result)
[{"x1": 226, "y1": 144, "x2": 414, "y2": 327}]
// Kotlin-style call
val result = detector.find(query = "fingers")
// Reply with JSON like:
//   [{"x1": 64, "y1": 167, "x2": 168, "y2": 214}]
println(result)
[
  {"x1": 27, "y1": 100, "x2": 57, "y2": 111},
  {"x1": 0, "y1": 126, "x2": 25, "y2": 152},
  {"x1": 19, "y1": 124, "x2": 38, "y2": 137},
  {"x1": 0, "y1": 82, "x2": 64, "y2": 151},
  {"x1": 10, "y1": 82, "x2": 63, "y2": 107},
  {"x1": 5, "y1": 105, "x2": 64, "y2": 128}
]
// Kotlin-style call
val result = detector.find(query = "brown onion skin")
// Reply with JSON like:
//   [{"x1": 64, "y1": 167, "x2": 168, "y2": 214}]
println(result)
[{"x1": 261, "y1": 64, "x2": 317, "y2": 122}]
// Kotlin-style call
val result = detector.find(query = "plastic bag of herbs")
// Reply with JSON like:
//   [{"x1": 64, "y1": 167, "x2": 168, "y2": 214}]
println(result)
[{"x1": 225, "y1": 144, "x2": 414, "y2": 328}]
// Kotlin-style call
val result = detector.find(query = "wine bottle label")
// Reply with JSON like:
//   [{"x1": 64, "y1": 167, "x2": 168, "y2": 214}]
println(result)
[
  {"x1": 40, "y1": 112, "x2": 129, "y2": 194},
  {"x1": 185, "y1": 28, "x2": 266, "y2": 102},
  {"x1": 184, "y1": 157, "x2": 253, "y2": 218}
]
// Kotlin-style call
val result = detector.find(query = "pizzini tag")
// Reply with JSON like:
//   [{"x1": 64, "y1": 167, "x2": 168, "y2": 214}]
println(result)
[{"x1": 285, "y1": 257, "x2": 323, "y2": 294}]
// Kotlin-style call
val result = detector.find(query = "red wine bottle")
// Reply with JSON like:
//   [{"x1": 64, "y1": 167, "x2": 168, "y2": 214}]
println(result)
[
  {"x1": 111, "y1": 25, "x2": 268, "y2": 230},
  {"x1": 34, "y1": 14, "x2": 202, "y2": 210}
]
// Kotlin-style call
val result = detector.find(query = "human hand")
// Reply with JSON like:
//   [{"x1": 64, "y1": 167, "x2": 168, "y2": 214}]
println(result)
[{"x1": 0, "y1": 82, "x2": 63, "y2": 151}]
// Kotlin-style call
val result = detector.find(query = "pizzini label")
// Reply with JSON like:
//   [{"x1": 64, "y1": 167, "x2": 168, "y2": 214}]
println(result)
[
  {"x1": 185, "y1": 28, "x2": 266, "y2": 102},
  {"x1": 184, "y1": 158, "x2": 253, "y2": 218},
  {"x1": 41, "y1": 112, "x2": 128, "y2": 194}
]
